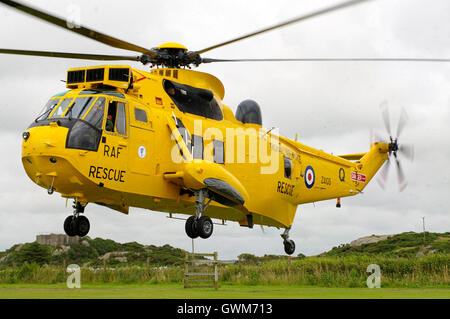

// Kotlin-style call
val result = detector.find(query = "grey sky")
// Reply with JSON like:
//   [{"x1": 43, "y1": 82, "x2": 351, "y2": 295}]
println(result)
[{"x1": 0, "y1": 0, "x2": 448, "y2": 259}]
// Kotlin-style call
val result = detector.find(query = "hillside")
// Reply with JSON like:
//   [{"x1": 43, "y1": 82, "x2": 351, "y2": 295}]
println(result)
[
  {"x1": 0, "y1": 236, "x2": 187, "y2": 268},
  {"x1": 0, "y1": 231, "x2": 448, "y2": 268},
  {"x1": 321, "y1": 231, "x2": 450, "y2": 258}
]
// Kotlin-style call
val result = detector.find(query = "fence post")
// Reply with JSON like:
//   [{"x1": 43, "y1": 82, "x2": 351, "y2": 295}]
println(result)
[
  {"x1": 184, "y1": 251, "x2": 188, "y2": 288},
  {"x1": 288, "y1": 256, "x2": 292, "y2": 277},
  {"x1": 214, "y1": 251, "x2": 218, "y2": 290}
]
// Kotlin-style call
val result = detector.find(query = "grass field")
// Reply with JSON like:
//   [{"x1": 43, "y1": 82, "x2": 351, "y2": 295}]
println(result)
[{"x1": 0, "y1": 283, "x2": 449, "y2": 299}]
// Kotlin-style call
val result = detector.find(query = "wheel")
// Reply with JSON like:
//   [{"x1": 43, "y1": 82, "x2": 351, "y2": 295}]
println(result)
[
  {"x1": 63, "y1": 216, "x2": 77, "y2": 237},
  {"x1": 73, "y1": 215, "x2": 90, "y2": 237},
  {"x1": 185, "y1": 216, "x2": 199, "y2": 239},
  {"x1": 197, "y1": 216, "x2": 213, "y2": 239},
  {"x1": 283, "y1": 239, "x2": 296, "y2": 255}
]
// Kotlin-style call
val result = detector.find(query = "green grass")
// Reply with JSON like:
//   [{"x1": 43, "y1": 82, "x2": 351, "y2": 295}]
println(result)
[
  {"x1": 1, "y1": 253, "x2": 448, "y2": 288},
  {"x1": 0, "y1": 283, "x2": 449, "y2": 299}
]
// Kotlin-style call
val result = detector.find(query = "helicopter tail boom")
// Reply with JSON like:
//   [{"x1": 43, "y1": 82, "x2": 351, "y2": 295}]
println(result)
[{"x1": 356, "y1": 142, "x2": 390, "y2": 190}]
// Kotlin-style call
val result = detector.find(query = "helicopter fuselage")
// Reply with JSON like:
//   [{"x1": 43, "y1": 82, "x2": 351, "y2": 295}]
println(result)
[{"x1": 22, "y1": 65, "x2": 389, "y2": 229}]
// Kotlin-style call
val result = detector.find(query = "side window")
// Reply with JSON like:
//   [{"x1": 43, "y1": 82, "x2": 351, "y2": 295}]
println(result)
[
  {"x1": 116, "y1": 102, "x2": 126, "y2": 135},
  {"x1": 192, "y1": 135, "x2": 203, "y2": 160},
  {"x1": 105, "y1": 101, "x2": 117, "y2": 132},
  {"x1": 134, "y1": 108, "x2": 147, "y2": 123},
  {"x1": 284, "y1": 156, "x2": 292, "y2": 179},
  {"x1": 105, "y1": 100, "x2": 127, "y2": 135},
  {"x1": 164, "y1": 80, "x2": 223, "y2": 121},
  {"x1": 213, "y1": 140, "x2": 225, "y2": 164}
]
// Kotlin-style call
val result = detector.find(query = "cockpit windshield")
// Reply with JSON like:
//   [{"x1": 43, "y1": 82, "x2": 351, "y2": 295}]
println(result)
[
  {"x1": 30, "y1": 92, "x2": 117, "y2": 152},
  {"x1": 65, "y1": 96, "x2": 106, "y2": 152},
  {"x1": 35, "y1": 98, "x2": 60, "y2": 121},
  {"x1": 84, "y1": 97, "x2": 105, "y2": 129},
  {"x1": 64, "y1": 96, "x2": 96, "y2": 119},
  {"x1": 50, "y1": 98, "x2": 73, "y2": 118}
]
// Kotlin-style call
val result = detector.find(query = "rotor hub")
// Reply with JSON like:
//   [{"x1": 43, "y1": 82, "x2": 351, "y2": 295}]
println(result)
[
  {"x1": 388, "y1": 137, "x2": 399, "y2": 156},
  {"x1": 142, "y1": 43, "x2": 202, "y2": 68}
]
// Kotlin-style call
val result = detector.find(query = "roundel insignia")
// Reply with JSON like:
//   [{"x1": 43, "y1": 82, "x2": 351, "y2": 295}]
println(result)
[
  {"x1": 304, "y1": 166, "x2": 315, "y2": 189},
  {"x1": 138, "y1": 146, "x2": 146, "y2": 159}
]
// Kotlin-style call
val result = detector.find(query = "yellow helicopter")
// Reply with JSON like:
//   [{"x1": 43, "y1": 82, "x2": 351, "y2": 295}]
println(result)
[{"x1": 2, "y1": 0, "x2": 431, "y2": 255}]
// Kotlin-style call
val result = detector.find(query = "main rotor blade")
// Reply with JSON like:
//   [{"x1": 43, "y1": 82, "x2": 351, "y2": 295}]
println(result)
[
  {"x1": 193, "y1": 0, "x2": 372, "y2": 56},
  {"x1": 202, "y1": 58, "x2": 450, "y2": 63},
  {"x1": 0, "y1": 48, "x2": 141, "y2": 61},
  {"x1": 0, "y1": 0, "x2": 154, "y2": 57}
]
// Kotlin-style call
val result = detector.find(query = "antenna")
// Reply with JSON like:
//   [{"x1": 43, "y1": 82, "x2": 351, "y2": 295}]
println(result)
[{"x1": 260, "y1": 127, "x2": 276, "y2": 139}]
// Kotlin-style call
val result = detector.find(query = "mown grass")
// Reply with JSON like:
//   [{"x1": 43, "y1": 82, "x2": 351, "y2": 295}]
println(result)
[
  {"x1": 0, "y1": 254, "x2": 448, "y2": 289},
  {"x1": 0, "y1": 283, "x2": 449, "y2": 299}
]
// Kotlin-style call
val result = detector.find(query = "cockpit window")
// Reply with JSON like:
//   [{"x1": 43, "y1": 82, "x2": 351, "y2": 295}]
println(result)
[
  {"x1": 50, "y1": 98, "x2": 73, "y2": 118},
  {"x1": 163, "y1": 80, "x2": 223, "y2": 121},
  {"x1": 66, "y1": 97, "x2": 105, "y2": 152},
  {"x1": 64, "y1": 96, "x2": 96, "y2": 119},
  {"x1": 84, "y1": 97, "x2": 105, "y2": 129},
  {"x1": 36, "y1": 98, "x2": 60, "y2": 121}
]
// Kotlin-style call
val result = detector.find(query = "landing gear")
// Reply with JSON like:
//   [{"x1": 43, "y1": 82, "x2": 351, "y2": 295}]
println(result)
[
  {"x1": 47, "y1": 177, "x2": 55, "y2": 195},
  {"x1": 185, "y1": 216, "x2": 199, "y2": 239},
  {"x1": 63, "y1": 201, "x2": 90, "y2": 237},
  {"x1": 74, "y1": 216, "x2": 90, "y2": 237},
  {"x1": 197, "y1": 216, "x2": 214, "y2": 239},
  {"x1": 63, "y1": 215, "x2": 77, "y2": 237},
  {"x1": 281, "y1": 227, "x2": 296, "y2": 255},
  {"x1": 185, "y1": 189, "x2": 213, "y2": 239},
  {"x1": 283, "y1": 239, "x2": 296, "y2": 255}
]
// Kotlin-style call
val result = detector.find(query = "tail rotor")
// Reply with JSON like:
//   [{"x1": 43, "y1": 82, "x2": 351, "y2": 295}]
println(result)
[{"x1": 375, "y1": 102, "x2": 414, "y2": 192}]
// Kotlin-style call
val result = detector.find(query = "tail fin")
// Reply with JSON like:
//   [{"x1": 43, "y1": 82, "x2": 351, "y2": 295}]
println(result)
[{"x1": 356, "y1": 142, "x2": 389, "y2": 191}]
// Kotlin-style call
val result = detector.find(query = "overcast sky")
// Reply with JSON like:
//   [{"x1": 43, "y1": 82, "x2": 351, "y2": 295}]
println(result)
[{"x1": 0, "y1": 0, "x2": 449, "y2": 259}]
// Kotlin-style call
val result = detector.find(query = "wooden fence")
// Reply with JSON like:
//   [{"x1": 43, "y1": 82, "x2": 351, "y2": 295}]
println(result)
[{"x1": 184, "y1": 252, "x2": 219, "y2": 290}]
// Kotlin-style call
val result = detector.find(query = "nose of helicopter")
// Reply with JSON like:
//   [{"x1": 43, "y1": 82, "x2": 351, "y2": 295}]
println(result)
[{"x1": 21, "y1": 123, "x2": 83, "y2": 195}]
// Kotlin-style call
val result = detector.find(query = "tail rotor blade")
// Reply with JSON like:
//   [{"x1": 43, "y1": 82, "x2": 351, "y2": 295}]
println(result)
[
  {"x1": 399, "y1": 143, "x2": 414, "y2": 162},
  {"x1": 377, "y1": 157, "x2": 390, "y2": 190},
  {"x1": 371, "y1": 130, "x2": 387, "y2": 144},
  {"x1": 376, "y1": 177, "x2": 386, "y2": 190},
  {"x1": 380, "y1": 101, "x2": 392, "y2": 137},
  {"x1": 379, "y1": 157, "x2": 391, "y2": 183},
  {"x1": 396, "y1": 108, "x2": 409, "y2": 138},
  {"x1": 395, "y1": 158, "x2": 408, "y2": 192}
]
